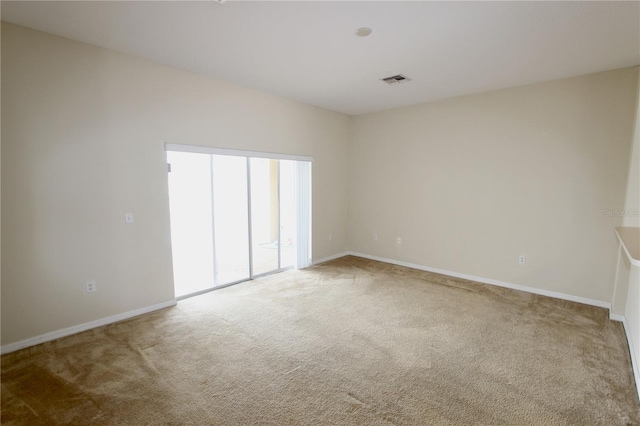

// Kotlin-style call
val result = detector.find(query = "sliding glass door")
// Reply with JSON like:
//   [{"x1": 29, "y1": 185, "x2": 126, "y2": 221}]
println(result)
[{"x1": 167, "y1": 146, "x2": 311, "y2": 299}]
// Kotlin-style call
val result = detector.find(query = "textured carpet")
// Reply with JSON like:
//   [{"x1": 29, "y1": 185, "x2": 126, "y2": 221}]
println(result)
[{"x1": 2, "y1": 256, "x2": 639, "y2": 425}]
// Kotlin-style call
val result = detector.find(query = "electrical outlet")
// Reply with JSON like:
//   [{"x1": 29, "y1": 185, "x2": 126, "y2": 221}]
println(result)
[
  {"x1": 518, "y1": 255, "x2": 526, "y2": 265},
  {"x1": 328, "y1": 234, "x2": 333, "y2": 242},
  {"x1": 396, "y1": 237, "x2": 402, "y2": 244},
  {"x1": 85, "y1": 281, "x2": 97, "y2": 293},
  {"x1": 373, "y1": 234, "x2": 378, "y2": 241}
]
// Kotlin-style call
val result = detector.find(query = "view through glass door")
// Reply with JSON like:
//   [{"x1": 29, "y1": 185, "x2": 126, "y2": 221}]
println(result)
[{"x1": 167, "y1": 146, "x2": 311, "y2": 299}]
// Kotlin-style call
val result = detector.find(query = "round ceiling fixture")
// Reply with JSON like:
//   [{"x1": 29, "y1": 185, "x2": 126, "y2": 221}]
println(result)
[{"x1": 355, "y1": 27, "x2": 372, "y2": 37}]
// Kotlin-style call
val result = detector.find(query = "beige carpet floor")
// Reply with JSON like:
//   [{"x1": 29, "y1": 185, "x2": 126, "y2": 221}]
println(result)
[{"x1": 2, "y1": 256, "x2": 639, "y2": 425}]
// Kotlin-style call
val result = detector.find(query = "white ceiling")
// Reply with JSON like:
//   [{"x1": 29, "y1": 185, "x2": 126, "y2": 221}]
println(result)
[{"x1": 2, "y1": 1, "x2": 639, "y2": 116}]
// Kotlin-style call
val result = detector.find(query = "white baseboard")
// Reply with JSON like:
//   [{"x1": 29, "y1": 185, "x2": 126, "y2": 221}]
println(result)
[
  {"x1": 347, "y1": 251, "x2": 611, "y2": 310},
  {"x1": 619, "y1": 315, "x2": 640, "y2": 400},
  {"x1": 312, "y1": 251, "x2": 351, "y2": 266},
  {"x1": 610, "y1": 313, "x2": 626, "y2": 322},
  {"x1": 0, "y1": 299, "x2": 177, "y2": 355}
]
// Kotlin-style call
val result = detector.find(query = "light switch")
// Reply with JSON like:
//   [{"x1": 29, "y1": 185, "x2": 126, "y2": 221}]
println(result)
[{"x1": 125, "y1": 213, "x2": 134, "y2": 224}]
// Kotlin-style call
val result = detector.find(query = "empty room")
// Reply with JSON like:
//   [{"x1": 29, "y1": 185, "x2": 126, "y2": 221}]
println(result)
[{"x1": 2, "y1": 1, "x2": 640, "y2": 424}]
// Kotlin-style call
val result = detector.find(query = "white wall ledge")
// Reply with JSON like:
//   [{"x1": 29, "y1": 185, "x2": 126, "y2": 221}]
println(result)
[{"x1": 616, "y1": 227, "x2": 640, "y2": 267}]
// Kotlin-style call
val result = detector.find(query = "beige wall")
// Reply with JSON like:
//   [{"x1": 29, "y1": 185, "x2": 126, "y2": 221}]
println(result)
[
  {"x1": 349, "y1": 67, "x2": 639, "y2": 303},
  {"x1": 1, "y1": 23, "x2": 350, "y2": 345}
]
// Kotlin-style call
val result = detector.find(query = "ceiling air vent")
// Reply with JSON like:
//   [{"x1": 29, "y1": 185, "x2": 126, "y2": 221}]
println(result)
[{"x1": 381, "y1": 74, "x2": 411, "y2": 85}]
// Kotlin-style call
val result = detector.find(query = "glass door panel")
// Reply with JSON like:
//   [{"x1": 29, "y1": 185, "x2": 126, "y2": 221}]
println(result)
[
  {"x1": 279, "y1": 160, "x2": 297, "y2": 269},
  {"x1": 250, "y1": 158, "x2": 280, "y2": 276},
  {"x1": 211, "y1": 154, "x2": 250, "y2": 285},
  {"x1": 167, "y1": 151, "x2": 215, "y2": 297}
]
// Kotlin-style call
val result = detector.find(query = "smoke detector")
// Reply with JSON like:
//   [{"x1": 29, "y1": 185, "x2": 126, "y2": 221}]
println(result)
[
  {"x1": 381, "y1": 74, "x2": 412, "y2": 85},
  {"x1": 355, "y1": 27, "x2": 372, "y2": 37}
]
